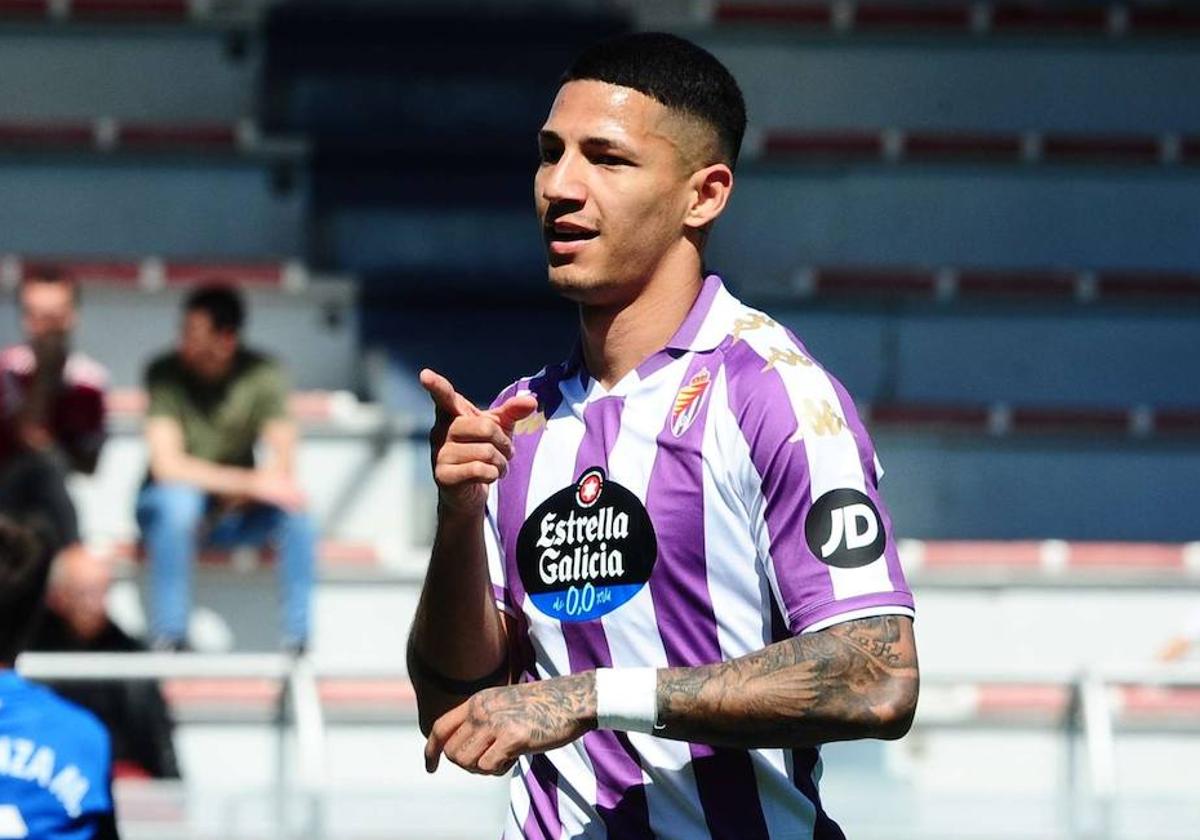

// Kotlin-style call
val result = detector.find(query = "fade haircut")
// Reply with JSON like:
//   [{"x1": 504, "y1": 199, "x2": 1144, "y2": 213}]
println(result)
[
  {"x1": 562, "y1": 32, "x2": 747, "y2": 168},
  {"x1": 185, "y1": 283, "x2": 245, "y2": 334},
  {"x1": 0, "y1": 517, "x2": 48, "y2": 664}
]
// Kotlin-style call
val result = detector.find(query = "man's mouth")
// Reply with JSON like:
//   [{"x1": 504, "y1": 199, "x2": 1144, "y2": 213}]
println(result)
[{"x1": 544, "y1": 222, "x2": 599, "y2": 245}]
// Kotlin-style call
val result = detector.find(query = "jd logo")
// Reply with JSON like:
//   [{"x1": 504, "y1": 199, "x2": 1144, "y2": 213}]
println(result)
[{"x1": 804, "y1": 489, "x2": 886, "y2": 568}]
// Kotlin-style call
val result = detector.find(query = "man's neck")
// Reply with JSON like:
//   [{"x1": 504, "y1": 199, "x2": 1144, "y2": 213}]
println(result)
[{"x1": 578, "y1": 255, "x2": 704, "y2": 390}]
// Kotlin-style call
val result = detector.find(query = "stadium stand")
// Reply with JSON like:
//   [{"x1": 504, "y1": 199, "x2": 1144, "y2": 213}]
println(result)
[{"x1": 0, "y1": 1, "x2": 1196, "y2": 838}]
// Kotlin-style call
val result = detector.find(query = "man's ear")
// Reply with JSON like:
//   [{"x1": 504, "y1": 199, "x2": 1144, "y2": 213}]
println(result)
[{"x1": 683, "y1": 163, "x2": 734, "y2": 232}]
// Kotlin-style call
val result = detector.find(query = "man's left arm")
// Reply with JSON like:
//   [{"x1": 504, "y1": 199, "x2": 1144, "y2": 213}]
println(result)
[
  {"x1": 655, "y1": 614, "x2": 917, "y2": 747},
  {"x1": 61, "y1": 383, "x2": 106, "y2": 475},
  {"x1": 424, "y1": 614, "x2": 917, "y2": 774},
  {"x1": 260, "y1": 418, "x2": 298, "y2": 477}
]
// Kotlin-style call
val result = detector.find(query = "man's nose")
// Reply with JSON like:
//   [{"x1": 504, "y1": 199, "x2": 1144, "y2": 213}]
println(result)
[{"x1": 541, "y1": 152, "x2": 587, "y2": 205}]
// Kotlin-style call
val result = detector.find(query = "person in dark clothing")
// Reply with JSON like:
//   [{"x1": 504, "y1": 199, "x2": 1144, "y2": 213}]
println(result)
[
  {"x1": 30, "y1": 549, "x2": 180, "y2": 780},
  {"x1": 0, "y1": 266, "x2": 107, "y2": 560},
  {"x1": 0, "y1": 515, "x2": 120, "y2": 839}
]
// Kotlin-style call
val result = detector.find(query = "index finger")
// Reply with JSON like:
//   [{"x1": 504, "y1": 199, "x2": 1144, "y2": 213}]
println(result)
[{"x1": 419, "y1": 368, "x2": 480, "y2": 419}]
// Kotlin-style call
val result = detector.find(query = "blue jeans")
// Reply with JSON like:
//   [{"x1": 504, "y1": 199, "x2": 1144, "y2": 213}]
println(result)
[{"x1": 136, "y1": 482, "x2": 315, "y2": 647}]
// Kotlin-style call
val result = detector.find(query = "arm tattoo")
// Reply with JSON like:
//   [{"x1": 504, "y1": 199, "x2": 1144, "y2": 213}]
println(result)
[
  {"x1": 470, "y1": 672, "x2": 596, "y2": 749},
  {"x1": 656, "y1": 616, "x2": 918, "y2": 749}
]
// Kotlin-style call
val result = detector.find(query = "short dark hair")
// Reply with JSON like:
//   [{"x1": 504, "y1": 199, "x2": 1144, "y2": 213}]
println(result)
[
  {"x1": 18, "y1": 264, "x2": 80, "y2": 305},
  {"x1": 562, "y1": 32, "x2": 747, "y2": 167},
  {"x1": 0, "y1": 517, "x2": 49, "y2": 664},
  {"x1": 185, "y1": 284, "x2": 245, "y2": 334}
]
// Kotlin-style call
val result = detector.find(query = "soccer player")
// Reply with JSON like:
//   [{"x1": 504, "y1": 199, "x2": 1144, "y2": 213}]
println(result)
[
  {"x1": 409, "y1": 33, "x2": 919, "y2": 839},
  {"x1": 0, "y1": 517, "x2": 119, "y2": 839}
]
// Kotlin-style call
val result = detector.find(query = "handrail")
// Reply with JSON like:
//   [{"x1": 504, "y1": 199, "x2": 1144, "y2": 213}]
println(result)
[
  {"x1": 16, "y1": 651, "x2": 293, "y2": 680},
  {"x1": 16, "y1": 651, "x2": 324, "y2": 839},
  {"x1": 12, "y1": 656, "x2": 1200, "y2": 840}
]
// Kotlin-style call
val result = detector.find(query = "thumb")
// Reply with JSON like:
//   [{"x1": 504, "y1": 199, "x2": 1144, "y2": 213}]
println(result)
[{"x1": 489, "y1": 393, "x2": 539, "y2": 431}]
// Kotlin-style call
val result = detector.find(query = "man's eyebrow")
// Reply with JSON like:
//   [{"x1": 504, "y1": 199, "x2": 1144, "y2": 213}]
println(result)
[
  {"x1": 579, "y1": 136, "x2": 637, "y2": 156},
  {"x1": 537, "y1": 131, "x2": 635, "y2": 155}
]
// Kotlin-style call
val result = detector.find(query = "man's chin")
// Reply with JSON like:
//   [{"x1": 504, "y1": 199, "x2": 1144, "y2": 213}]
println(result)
[{"x1": 547, "y1": 268, "x2": 629, "y2": 307}]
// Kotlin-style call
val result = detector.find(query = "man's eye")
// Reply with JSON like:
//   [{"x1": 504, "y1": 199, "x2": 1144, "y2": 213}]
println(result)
[
  {"x1": 538, "y1": 149, "x2": 561, "y2": 164},
  {"x1": 596, "y1": 155, "x2": 630, "y2": 166}
]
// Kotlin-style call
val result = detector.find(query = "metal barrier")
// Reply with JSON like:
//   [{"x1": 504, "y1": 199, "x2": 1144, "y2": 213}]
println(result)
[
  {"x1": 16, "y1": 652, "x2": 327, "y2": 840},
  {"x1": 12, "y1": 654, "x2": 1200, "y2": 840}
]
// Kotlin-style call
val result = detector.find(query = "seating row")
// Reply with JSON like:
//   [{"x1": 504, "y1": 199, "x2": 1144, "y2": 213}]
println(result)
[
  {"x1": 751, "y1": 129, "x2": 1200, "y2": 166},
  {"x1": 794, "y1": 265, "x2": 1200, "y2": 303},
  {"x1": 699, "y1": 2, "x2": 1200, "y2": 37},
  {"x1": 98, "y1": 386, "x2": 1200, "y2": 439},
  {"x1": 0, "y1": 118, "x2": 302, "y2": 158},
  {"x1": 1, "y1": 255, "x2": 308, "y2": 291},
  {"x1": 0, "y1": 0, "x2": 266, "y2": 25},
  {"x1": 149, "y1": 674, "x2": 1200, "y2": 728},
  {"x1": 9, "y1": 257, "x2": 1200, "y2": 303}
]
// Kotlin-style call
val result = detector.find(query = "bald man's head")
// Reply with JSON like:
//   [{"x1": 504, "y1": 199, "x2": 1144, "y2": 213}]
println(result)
[{"x1": 47, "y1": 546, "x2": 111, "y2": 642}]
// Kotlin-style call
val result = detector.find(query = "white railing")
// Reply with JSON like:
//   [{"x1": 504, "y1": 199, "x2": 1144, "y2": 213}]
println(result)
[
  {"x1": 16, "y1": 652, "x2": 327, "y2": 840},
  {"x1": 13, "y1": 654, "x2": 1200, "y2": 840}
]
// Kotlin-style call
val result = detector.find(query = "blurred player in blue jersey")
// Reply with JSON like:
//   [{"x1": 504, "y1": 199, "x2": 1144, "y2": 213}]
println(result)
[{"x1": 0, "y1": 517, "x2": 119, "y2": 839}]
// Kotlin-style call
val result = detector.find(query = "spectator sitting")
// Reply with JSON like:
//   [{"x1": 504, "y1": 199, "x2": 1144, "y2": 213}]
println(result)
[
  {"x1": 30, "y1": 549, "x2": 180, "y2": 780},
  {"x1": 136, "y1": 284, "x2": 315, "y2": 653},
  {"x1": 0, "y1": 515, "x2": 119, "y2": 838},
  {"x1": 0, "y1": 265, "x2": 106, "y2": 564}
]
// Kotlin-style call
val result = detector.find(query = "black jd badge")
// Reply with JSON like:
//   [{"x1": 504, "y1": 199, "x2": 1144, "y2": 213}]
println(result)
[
  {"x1": 517, "y1": 467, "x2": 657, "y2": 622},
  {"x1": 804, "y1": 488, "x2": 886, "y2": 569}
]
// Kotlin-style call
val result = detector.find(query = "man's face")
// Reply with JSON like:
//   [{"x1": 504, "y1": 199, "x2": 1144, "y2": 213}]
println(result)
[
  {"x1": 179, "y1": 309, "x2": 238, "y2": 381},
  {"x1": 47, "y1": 553, "x2": 110, "y2": 642},
  {"x1": 20, "y1": 281, "x2": 76, "y2": 344},
  {"x1": 535, "y1": 80, "x2": 701, "y2": 305}
]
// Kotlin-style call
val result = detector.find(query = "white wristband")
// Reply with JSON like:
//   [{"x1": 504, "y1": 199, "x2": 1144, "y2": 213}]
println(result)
[{"x1": 594, "y1": 667, "x2": 659, "y2": 734}]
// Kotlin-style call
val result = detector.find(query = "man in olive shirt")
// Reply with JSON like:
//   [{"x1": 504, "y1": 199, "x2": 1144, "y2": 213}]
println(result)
[{"x1": 136, "y1": 285, "x2": 315, "y2": 651}]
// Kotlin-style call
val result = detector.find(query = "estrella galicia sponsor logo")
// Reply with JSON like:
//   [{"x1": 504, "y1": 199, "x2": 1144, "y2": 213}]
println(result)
[
  {"x1": 804, "y1": 488, "x2": 886, "y2": 569},
  {"x1": 517, "y1": 467, "x2": 657, "y2": 622}
]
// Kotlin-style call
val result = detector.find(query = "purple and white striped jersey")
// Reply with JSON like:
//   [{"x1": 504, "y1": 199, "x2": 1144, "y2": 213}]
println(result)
[{"x1": 485, "y1": 275, "x2": 915, "y2": 840}]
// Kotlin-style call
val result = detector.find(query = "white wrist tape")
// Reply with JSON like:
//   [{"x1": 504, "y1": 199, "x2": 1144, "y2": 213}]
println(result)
[{"x1": 595, "y1": 667, "x2": 659, "y2": 734}]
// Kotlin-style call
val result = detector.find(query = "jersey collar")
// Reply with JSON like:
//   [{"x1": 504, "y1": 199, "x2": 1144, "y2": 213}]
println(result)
[{"x1": 664, "y1": 273, "x2": 741, "y2": 354}]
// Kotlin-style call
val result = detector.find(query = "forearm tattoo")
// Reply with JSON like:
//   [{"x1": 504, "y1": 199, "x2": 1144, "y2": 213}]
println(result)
[{"x1": 656, "y1": 616, "x2": 918, "y2": 748}]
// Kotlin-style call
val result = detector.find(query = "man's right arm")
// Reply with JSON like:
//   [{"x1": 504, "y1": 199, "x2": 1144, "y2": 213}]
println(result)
[
  {"x1": 145, "y1": 417, "x2": 257, "y2": 498},
  {"x1": 14, "y1": 335, "x2": 67, "y2": 453},
  {"x1": 407, "y1": 369, "x2": 537, "y2": 735}
]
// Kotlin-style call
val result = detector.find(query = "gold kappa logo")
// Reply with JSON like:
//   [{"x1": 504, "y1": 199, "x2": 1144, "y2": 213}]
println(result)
[
  {"x1": 512, "y1": 411, "x2": 547, "y2": 436},
  {"x1": 730, "y1": 313, "x2": 776, "y2": 344},
  {"x1": 760, "y1": 346, "x2": 814, "y2": 372},
  {"x1": 788, "y1": 399, "x2": 846, "y2": 442}
]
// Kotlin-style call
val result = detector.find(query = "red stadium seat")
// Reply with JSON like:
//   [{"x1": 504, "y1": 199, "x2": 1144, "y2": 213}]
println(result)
[{"x1": 708, "y1": 3, "x2": 1200, "y2": 38}]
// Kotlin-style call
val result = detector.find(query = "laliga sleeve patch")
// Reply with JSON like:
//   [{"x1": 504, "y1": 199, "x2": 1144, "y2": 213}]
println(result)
[
  {"x1": 804, "y1": 488, "x2": 886, "y2": 569},
  {"x1": 517, "y1": 467, "x2": 657, "y2": 622}
]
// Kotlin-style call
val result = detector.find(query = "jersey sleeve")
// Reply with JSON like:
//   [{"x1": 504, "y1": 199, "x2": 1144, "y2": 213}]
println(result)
[
  {"x1": 144, "y1": 360, "x2": 182, "y2": 420},
  {"x1": 724, "y1": 338, "x2": 915, "y2": 636},
  {"x1": 256, "y1": 361, "x2": 289, "y2": 422}
]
